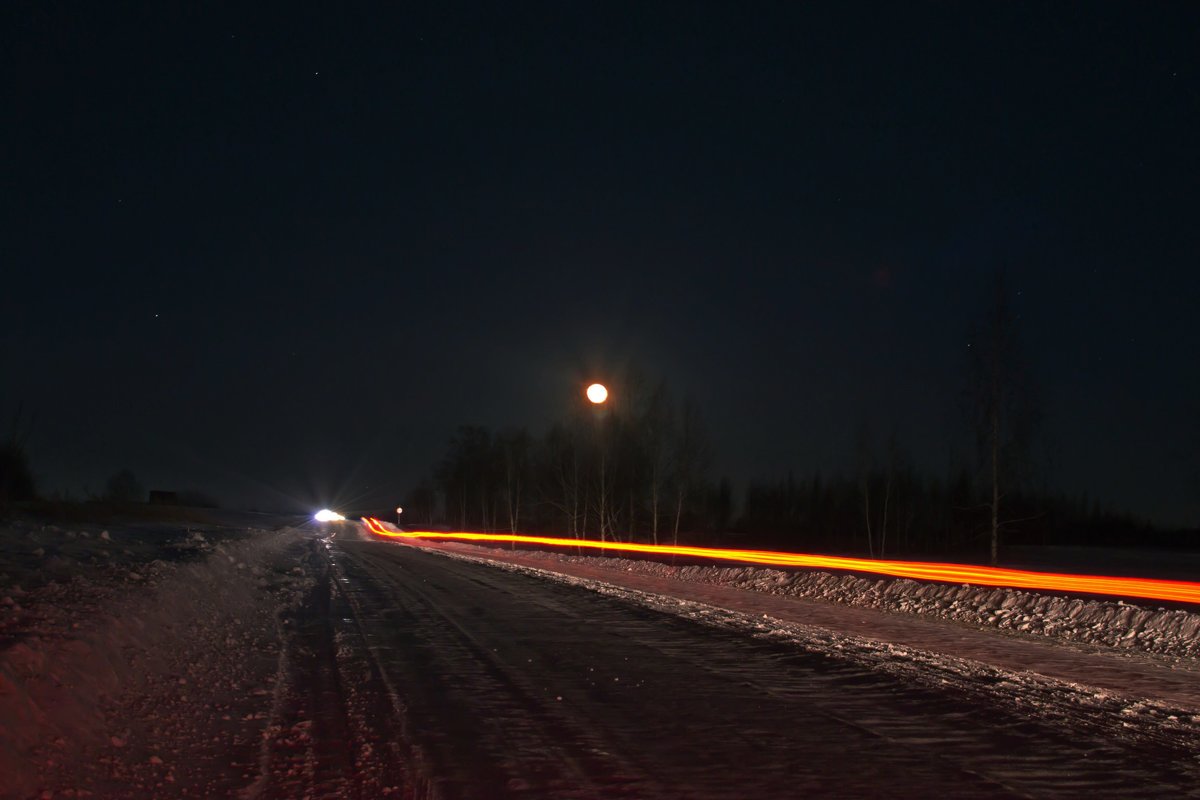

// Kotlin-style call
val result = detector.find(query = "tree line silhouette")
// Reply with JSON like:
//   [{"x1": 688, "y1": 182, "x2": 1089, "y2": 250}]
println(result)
[
  {"x1": 405, "y1": 381, "x2": 728, "y2": 547},
  {"x1": 404, "y1": 410, "x2": 1185, "y2": 559},
  {"x1": 402, "y1": 275, "x2": 1195, "y2": 560}
]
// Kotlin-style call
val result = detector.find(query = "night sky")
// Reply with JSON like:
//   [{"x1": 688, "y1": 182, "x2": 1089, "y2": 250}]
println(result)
[{"x1": 4, "y1": 3, "x2": 1198, "y2": 525}]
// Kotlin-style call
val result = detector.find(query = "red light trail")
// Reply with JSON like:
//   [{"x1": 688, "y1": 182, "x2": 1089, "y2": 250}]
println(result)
[{"x1": 360, "y1": 518, "x2": 1200, "y2": 605}]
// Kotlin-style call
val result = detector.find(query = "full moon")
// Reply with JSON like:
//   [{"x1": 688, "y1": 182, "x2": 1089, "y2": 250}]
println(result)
[{"x1": 586, "y1": 383, "x2": 608, "y2": 404}]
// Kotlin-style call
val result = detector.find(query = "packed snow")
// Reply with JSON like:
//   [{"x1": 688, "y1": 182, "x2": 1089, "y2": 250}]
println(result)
[
  {"x1": 422, "y1": 542, "x2": 1200, "y2": 763},
  {"x1": 451, "y1": 544, "x2": 1200, "y2": 660}
]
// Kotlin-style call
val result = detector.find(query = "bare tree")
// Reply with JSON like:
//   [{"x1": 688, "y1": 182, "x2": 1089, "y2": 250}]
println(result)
[
  {"x1": 498, "y1": 429, "x2": 532, "y2": 533},
  {"x1": 598, "y1": 415, "x2": 612, "y2": 541},
  {"x1": 0, "y1": 403, "x2": 36, "y2": 508},
  {"x1": 539, "y1": 422, "x2": 583, "y2": 537},
  {"x1": 671, "y1": 399, "x2": 710, "y2": 545},
  {"x1": 855, "y1": 423, "x2": 876, "y2": 557},
  {"x1": 879, "y1": 430, "x2": 901, "y2": 558},
  {"x1": 966, "y1": 270, "x2": 1038, "y2": 564},
  {"x1": 434, "y1": 425, "x2": 496, "y2": 530},
  {"x1": 105, "y1": 469, "x2": 144, "y2": 504},
  {"x1": 639, "y1": 382, "x2": 676, "y2": 545},
  {"x1": 404, "y1": 479, "x2": 438, "y2": 527},
  {"x1": 856, "y1": 425, "x2": 900, "y2": 558}
]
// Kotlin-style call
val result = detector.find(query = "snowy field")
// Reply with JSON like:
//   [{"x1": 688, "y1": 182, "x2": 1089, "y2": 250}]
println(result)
[{"x1": 0, "y1": 513, "x2": 318, "y2": 798}]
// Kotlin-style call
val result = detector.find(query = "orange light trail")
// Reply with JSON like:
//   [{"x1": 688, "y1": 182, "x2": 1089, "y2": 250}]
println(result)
[{"x1": 359, "y1": 518, "x2": 1200, "y2": 605}]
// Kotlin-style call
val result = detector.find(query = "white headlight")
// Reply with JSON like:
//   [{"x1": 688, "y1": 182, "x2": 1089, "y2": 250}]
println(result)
[{"x1": 314, "y1": 509, "x2": 345, "y2": 522}]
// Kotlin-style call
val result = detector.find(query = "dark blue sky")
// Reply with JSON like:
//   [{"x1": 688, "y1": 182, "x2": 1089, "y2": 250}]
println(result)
[{"x1": 4, "y1": 2, "x2": 1198, "y2": 524}]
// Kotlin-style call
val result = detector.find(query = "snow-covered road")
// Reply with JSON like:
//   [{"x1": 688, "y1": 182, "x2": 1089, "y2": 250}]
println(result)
[
  {"x1": 314, "y1": 536, "x2": 1200, "y2": 798},
  {"x1": 422, "y1": 540, "x2": 1200, "y2": 711},
  {"x1": 5, "y1": 519, "x2": 1200, "y2": 798}
]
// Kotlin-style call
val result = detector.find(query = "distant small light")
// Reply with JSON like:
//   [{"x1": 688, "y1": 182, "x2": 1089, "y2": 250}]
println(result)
[
  {"x1": 586, "y1": 383, "x2": 608, "y2": 404},
  {"x1": 396, "y1": 507, "x2": 403, "y2": 514},
  {"x1": 315, "y1": 509, "x2": 344, "y2": 522}
]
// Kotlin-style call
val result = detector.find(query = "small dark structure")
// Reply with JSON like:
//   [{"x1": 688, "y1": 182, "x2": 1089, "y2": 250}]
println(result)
[{"x1": 148, "y1": 490, "x2": 178, "y2": 506}]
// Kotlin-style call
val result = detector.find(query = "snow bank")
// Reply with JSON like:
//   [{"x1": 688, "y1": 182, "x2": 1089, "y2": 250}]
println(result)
[
  {"x1": 473, "y1": 548, "x2": 1200, "y2": 660},
  {"x1": 0, "y1": 520, "x2": 316, "y2": 799}
]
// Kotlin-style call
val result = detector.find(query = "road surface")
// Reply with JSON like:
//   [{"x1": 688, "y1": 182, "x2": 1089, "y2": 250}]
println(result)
[{"x1": 288, "y1": 535, "x2": 1200, "y2": 799}]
